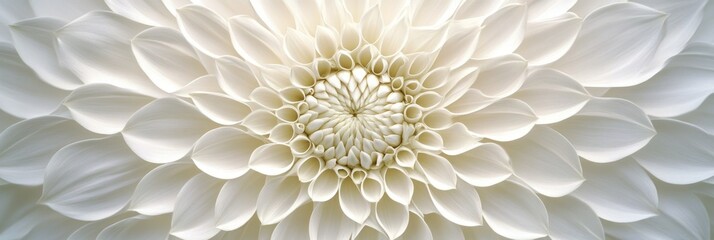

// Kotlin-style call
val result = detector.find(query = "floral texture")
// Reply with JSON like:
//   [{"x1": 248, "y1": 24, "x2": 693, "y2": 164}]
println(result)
[{"x1": 1, "y1": 0, "x2": 714, "y2": 239}]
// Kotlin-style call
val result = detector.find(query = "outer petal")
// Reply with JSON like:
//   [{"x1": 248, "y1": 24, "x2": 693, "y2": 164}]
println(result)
[
  {"x1": 215, "y1": 56, "x2": 261, "y2": 102},
  {"x1": 97, "y1": 215, "x2": 172, "y2": 240},
  {"x1": 424, "y1": 214, "x2": 465, "y2": 240},
  {"x1": 551, "y1": 3, "x2": 667, "y2": 87},
  {"x1": 376, "y1": 196, "x2": 409, "y2": 239},
  {"x1": 632, "y1": 119, "x2": 714, "y2": 184},
  {"x1": 170, "y1": 173, "x2": 222, "y2": 240},
  {"x1": 310, "y1": 198, "x2": 358, "y2": 240},
  {"x1": 122, "y1": 98, "x2": 218, "y2": 163},
  {"x1": 604, "y1": 186, "x2": 709, "y2": 240},
  {"x1": 55, "y1": 11, "x2": 164, "y2": 96},
  {"x1": 551, "y1": 98, "x2": 656, "y2": 163},
  {"x1": 445, "y1": 143, "x2": 511, "y2": 187},
  {"x1": 28, "y1": 0, "x2": 108, "y2": 21},
  {"x1": 40, "y1": 135, "x2": 153, "y2": 221},
  {"x1": 0, "y1": 116, "x2": 98, "y2": 185},
  {"x1": 64, "y1": 83, "x2": 153, "y2": 134},
  {"x1": 0, "y1": 43, "x2": 68, "y2": 119},
  {"x1": 129, "y1": 162, "x2": 198, "y2": 215},
  {"x1": 105, "y1": 0, "x2": 176, "y2": 27},
  {"x1": 398, "y1": 212, "x2": 432, "y2": 240},
  {"x1": 272, "y1": 204, "x2": 311, "y2": 240},
  {"x1": 678, "y1": 94, "x2": 714, "y2": 134},
  {"x1": 455, "y1": 98, "x2": 537, "y2": 142},
  {"x1": 516, "y1": 13, "x2": 581, "y2": 65},
  {"x1": 543, "y1": 196, "x2": 605, "y2": 240},
  {"x1": 428, "y1": 180, "x2": 483, "y2": 227},
  {"x1": 175, "y1": 4, "x2": 234, "y2": 57},
  {"x1": 228, "y1": 16, "x2": 284, "y2": 65},
  {"x1": 9, "y1": 17, "x2": 82, "y2": 90},
  {"x1": 193, "y1": 127, "x2": 264, "y2": 179},
  {"x1": 606, "y1": 43, "x2": 714, "y2": 117},
  {"x1": 474, "y1": 4, "x2": 526, "y2": 59},
  {"x1": 339, "y1": 179, "x2": 370, "y2": 224},
  {"x1": 249, "y1": 143, "x2": 295, "y2": 176},
  {"x1": 479, "y1": 180, "x2": 549, "y2": 239},
  {"x1": 132, "y1": 27, "x2": 206, "y2": 93},
  {"x1": 250, "y1": 0, "x2": 295, "y2": 35},
  {"x1": 501, "y1": 126, "x2": 584, "y2": 197},
  {"x1": 512, "y1": 68, "x2": 590, "y2": 124},
  {"x1": 256, "y1": 176, "x2": 309, "y2": 224},
  {"x1": 189, "y1": 92, "x2": 252, "y2": 125},
  {"x1": 416, "y1": 152, "x2": 457, "y2": 190},
  {"x1": 572, "y1": 159, "x2": 659, "y2": 222},
  {"x1": 215, "y1": 171, "x2": 265, "y2": 230},
  {"x1": 471, "y1": 54, "x2": 527, "y2": 99}
]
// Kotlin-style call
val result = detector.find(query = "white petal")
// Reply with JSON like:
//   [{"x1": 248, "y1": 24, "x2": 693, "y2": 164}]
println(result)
[
  {"x1": 55, "y1": 11, "x2": 164, "y2": 97},
  {"x1": 379, "y1": 16, "x2": 409, "y2": 56},
  {"x1": 193, "y1": 127, "x2": 264, "y2": 179},
  {"x1": 501, "y1": 126, "x2": 584, "y2": 197},
  {"x1": 551, "y1": 98, "x2": 656, "y2": 163},
  {"x1": 471, "y1": 54, "x2": 527, "y2": 98},
  {"x1": 474, "y1": 4, "x2": 526, "y2": 59},
  {"x1": 525, "y1": 0, "x2": 577, "y2": 20},
  {"x1": 215, "y1": 171, "x2": 265, "y2": 230},
  {"x1": 64, "y1": 83, "x2": 153, "y2": 134},
  {"x1": 410, "y1": 0, "x2": 460, "y2": 27},
  {"x1": 249, "y1": 143, "x2": 294, "y2": 176},
  {"x1": 455, "y1": 98, "x2": 537, "y2": 142},
  {"x1": 173, "y1": 74, "x2": 223, "y2": 97},
  {"x1": 315, "y1": 26, "x2": 339, "y2": 58},
  {"x1": 678, "y1": 94, "x2": 714, "y2": 134},
  {"x1": 428, "y1": 180, "x2": 483, "y2": 227},
  {"x1": 431, "y1": 29, "x2": 480, "y2": 69},
  {"x1": 122, "y1": 98, "x2": 218, "y2": 163},
  {"x1": 105, "y1": 0, "x2": 176, "y2": 27},
  {"x1": 512, "y1": 68, "x2": 590, "y2": 124},
  {"x1": 436, "y1": 123, "x2": 481, "y2": 155},
  {"x1": 256, "y1": 176, "x2": 309, "y2": 224},
  {"x1": 376, "y1": 196, "x2": 409, "y2": 239},
  {"x1": 284, "y1": 29, "x2": 316, "y2": 64},
  {"x1": 215, "y1": 56, "x2": 261, "y2": 102},
  {"x1": 28, "y1": 0, "x2": 108, "y2": 21},
  {"x1": 228, "y1": 15, "x2": 284, "y2": 65},
  {"x1": 444, "y1": 89, "x2": 495, "y2": 115},
  {"x1": 360, "y1": 6, "x2": 383, "y2": 44},
  {"x1": 272, "y1": 203, "x2": 311, "y2": 240},
  {"x1": 132, "y1": 27, "x2": 206, "y2": 93},
  {"x1": 170, "y1": 174, "x2": 222, "y2": 240},
  {"x1": 97, "y1": 215, "x2": 172, "y2": 240},
  {"x1": 129, "y1": 162, "x2": 198, "y2": 215},
  {"x1": 551, "y1": 3, "x2": 667, "y2": 87},
  {"x1": 479, "y1": 181, "x2": 548, "y2": 239},
  {"x1": 67, "y1": 214, "x2": 130, "y2": 240},
  {"x1": 0, "y1": 109, "x2": 20, "y2": 132},
  {"x1": 40, "y1": 135, "x2": 153, "y2": 221},
  {"x1": 397, "y1": 212, "x2": 432, "y2": 240},
  {"x1": 0, "y1": 116, "x2": 98, "y2": 185},
  {"x1": 543, "y1": 196, "x2": 605, "y2": 240},
  {"x1": 569, "y1": 0, "x2": 625, "y2": 17},
  {"x1": 250, "y1": 0, "x2": 294, "y2": 35},
  {"x1": 339, "y1": 179, "x2": 370, "y2": 223},
  {"x1": 0, "y1": 43, "x2": 67, "y2": 119},
  {"x1": 175, "y1": 4, "x2": 234, "y2": 57},
  {"x1": 190, "y1": 92, "x2": 251, "y2": 125},
  {"x1": 242, "y1": 109, "x2": 280, "y2": 135},
  {"x1": 384, "y1": 167, "x2": 414, "y2": 205},
  {"x1": 572, "y1": 159, "x2": 659, "y2": 222},
  {"x1": 516, "y1": 13, "x2": 581, "y2": 65},
  {"x1": 690, "y1": 1, "x2": 714, "y2": 43},
  {"x1": 632, "y1": 119, "x2": 714, "y2": 184},
  {"x1": 310, "y1": 198, "x2": 358, "y2": 240},
  {"x1": 308, "y1": 169, "x2": 340, "y2": 202},
  {"x1": 606, "y1": 42, "x2": 714, "y2": 117},
  {"x1": 416, "y1": 152, "x2": 457, "y2": 190},
  {"x1": 9, "y1": 17, "x2": 82, "y2": 90},
  {"x1": 445, "y1": 143, "x2": 512, "y2": 187},
  {"x1": 424, "y1": 214, "x2": 465, "y2": 240},
  {"x1": 603, "y1": 186, "x2": 709, "y2": 240}
]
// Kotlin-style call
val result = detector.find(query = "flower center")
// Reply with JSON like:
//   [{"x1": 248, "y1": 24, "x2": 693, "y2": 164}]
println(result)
[{"x1": 301, "y1": 66, "x2": 414, "y2": 170}]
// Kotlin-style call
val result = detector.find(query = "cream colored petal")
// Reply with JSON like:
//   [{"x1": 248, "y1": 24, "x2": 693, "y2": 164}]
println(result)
[
  {"x1": 376, "y1": 196, "x2": 409, "y2": 239},
  {"x1": 360, "y1": 5, "x2": 383, "y2": 44},
  {"x1": 310, "y1": 198, "x2": 359, "y2": 240},
  {"x1": 308, "y1": 168, "x2": 340, "y2": 202},
  {"x1": 215, "y1": 56, "x2": 261, "y2": 102},
  {"x1": 283, "y1": 0, "x2": 320, "y2": 34},
  {"x1": 284, "y1": 29, "x2": 316, "y2": 64},
  {"x1": 64, "y1": 83, "x2": 153, "y2": 134},
  {"x1": 543, "y1": 196, "x2": 605, "y2": 240},
  {"x1": 122, "y1": 98, "x2": 218, "y2": 163},
  {"x1": 170, "y1": 173, "x2": 223, "y2": 240},
  {"x1": 432, "y1": 29, "x2": 480, "y2": 69},
  {"x1": 242, "y1": 109, "x2": 279, "y2": 135},
  {"x1": 512, "y1": 68, "x2": 590, "y2": 124},
  {"x1": 249, "y1": 143, "x2": 294, "y2": 176},
  {"x1": 175, "y1": 4, "x2": 234, "y2": 57},
  {"x1": 444, "y1": 89, "x2": 496, "y2": 115},
  {"x1": 427, "y1": 180, "x2": 483, "y2": 227},
  {"x1": 379, "y1": 16, "x2": 409, "y2": 56},
  {"x1": 129, "y1": 162, "x2": 198, "y2": 215},
  {"x1": 193, "y1": 127, "x2": 264, "y2": 179},
  {"x1": 105, "y1": 0, "x2": 176, "y2": 27},
  {"x1": 437, "y1": 123, "x2": 482, "y2": 156},
  {"x1": 416, "y1": 152, "x2": 457, "y2": 191},
  {"x1": 8, "y1": 17, "x2": 82, "y2": 90},
  {"x1": 250, "y1": 0, "x2": 295, "y2": 35},
  {"x1": 132, "y1": 27, "x2": 206, "y2": 93},
  {"x1": 455, "y1": 98, "x2": 537, "y2": 142},
  {"x1": 516, "y1": 13, "x2": 582, "y2": 65},
  {"x1": 190, "y1": 92, "x2": 251, "y2": 125},
  {"x1": 479, "y1": 181, "x2": 548, "y2": 239},
  {"x1": 424, "y1": 214, "x2": 464, "y2": 240},
  {"x1": 501, "y1": 126, "x2": 584, "y2": 197},
  {"x1": 471, "y1": 54, "x2": 527, "y2": 98},
  {"x1": 97, "y1": 214, "x2": 172, "y2": 240},
  {"x1": 228, "y1": 15, "x2": 284, "y2": 64},
  {"x1": 572, "y1": 159, "x2": 659, "y2": 222},
  {"x1": 215, "y1": 171, "x2": 265, "y2": 230},
  {"x1": 445, "y1": 143, "x2": 511, "y2": 188},
  {"x1": 526, "y1": 0, "x2": 577, "y2": 20},
  {"x1": 474, "y1": 4, "x2": 526, "y2": 59},
  {"x1": 410, "y1": 0, "x2": 460, "y2": 27},
  {"x1": 315, "y1": 26, "x2": 339, "y2": 58},
  {"x1": 257, "y1": 176, "x2": 309, "y2": 224},
  {"x1": 397, "y1": 212, "x2": 432, "y2": 240},
  {"x1": 40, "y1": 135, "x2": 153, "y2": 221},
  {"x1": 28, "y1": 0, "x2": 108, "y2": 21},
  {"x1": 173, "y1": 74, "x2": 223, "y2": 97},
  {"x1": 0, "y1": 116, "x2": 98, "y2": 186},
  {"x1": 632, "y1": 119, "x2": 714, "y2": 185},
  {"x1": 272, "y1": 203, "x2": 311, "y2": 240},
  {"x1": 383, "y1": 167, "x2": 414, "y2": 205},
  {"x1": 339, "y1": 179, "x2": 370, "y2": 223},
  {"x1": 678, "y1": 94, "x2": 714, "y2": 134},
  {"x1": 551, "y1": 98, "x2": 655, "y2": 163}
]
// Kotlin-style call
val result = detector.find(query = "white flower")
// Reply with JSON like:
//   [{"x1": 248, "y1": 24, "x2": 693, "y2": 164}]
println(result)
[{"x1": 1, "y1": 0, "x2": 714, "y2": 239}]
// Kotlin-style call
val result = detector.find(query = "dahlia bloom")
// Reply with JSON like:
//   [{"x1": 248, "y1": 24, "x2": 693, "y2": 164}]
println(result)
[{"x1": 1, "y1": 0, "x2": 714, "y2": 239}]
